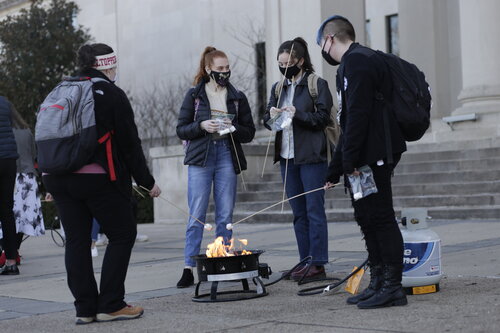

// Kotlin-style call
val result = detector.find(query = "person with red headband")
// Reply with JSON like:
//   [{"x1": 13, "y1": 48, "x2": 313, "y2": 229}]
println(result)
[{"x1": 43, "y1": 43, "x2": 161, "y2": 324}]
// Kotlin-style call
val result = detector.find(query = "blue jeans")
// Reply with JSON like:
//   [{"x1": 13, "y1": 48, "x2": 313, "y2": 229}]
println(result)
[
  {"x1": 184, "y1": 139, "x2": 236, "y2": 266},
  {"x1": 280, "y1": 159, "x2": 328, "y2": 265}
]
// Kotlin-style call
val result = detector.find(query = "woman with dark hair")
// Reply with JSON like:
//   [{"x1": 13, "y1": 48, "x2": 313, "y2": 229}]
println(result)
[
  {"x1": 263, "y1": 37, "x2": 334, "y2": 281},
  {"x1": 0, "y1": 97, "x2": 20, "y2": 275},
  {"x1": 42, "y1": 43, "x2": 161, "y2": 324},
  {"x1": 176, "y1": 46, "x2": 255, "y2": 288}
]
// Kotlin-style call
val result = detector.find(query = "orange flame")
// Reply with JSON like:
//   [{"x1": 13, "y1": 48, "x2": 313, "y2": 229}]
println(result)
[{"x1": 206, "y1": 237, "x2": 252, "y2": 257}]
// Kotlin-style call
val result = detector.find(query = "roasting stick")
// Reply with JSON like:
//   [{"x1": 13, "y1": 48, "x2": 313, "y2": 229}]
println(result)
[
  {"x1": 281, "y1": 123, "x2": 293, "y2": 212},
  {"x1": 227, "y1": 182, "x2": 341, "y2": 229},
  {"x1": 261, "y1": 43, "x2": 296, "y2": 178},
  {"x1": 139, "y1": 185, "x2": 210, "y2": 230},
  {"x1": 132, "y1": 185, "x2": 146, "y2": 198}
]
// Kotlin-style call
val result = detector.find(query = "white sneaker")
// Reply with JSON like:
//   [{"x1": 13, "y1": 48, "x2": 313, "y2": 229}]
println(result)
[
  {"x1": 135, "y1": 234, "x2": 149, "y2": 242},
  {"x1": 95, "y1": 234, "x2": 108, "y2": 246},
  {"x1": 91, "y1": 246, "x2": 98, "y2": 257}
]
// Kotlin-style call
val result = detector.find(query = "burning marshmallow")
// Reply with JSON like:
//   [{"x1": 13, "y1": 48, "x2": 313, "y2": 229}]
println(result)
[
  {"x1": 226, "y1": 223, "x2": 233, "y2": 230},
  {"x1": 204, "y1": 223, "x2": 213, "y2": 231}
]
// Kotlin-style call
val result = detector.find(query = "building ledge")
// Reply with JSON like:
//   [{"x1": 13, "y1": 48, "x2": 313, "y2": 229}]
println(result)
[{"x1": 0, "y1": 0, "x2": 28, "y2": 11}]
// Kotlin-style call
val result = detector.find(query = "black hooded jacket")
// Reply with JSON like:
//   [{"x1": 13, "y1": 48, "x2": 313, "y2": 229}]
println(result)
[
  {"x1": 327, "y1": 43, "x2": 406, "y2": 182},
  {"x1": 176, "y1": 80, "x2": 255, "y2": 174},
  {"x1": 263, "y1": 71, "x2": 334, "y2": 165},
  {"x1": 82, "y1": 68, "x2": 155, "y2": 196}
]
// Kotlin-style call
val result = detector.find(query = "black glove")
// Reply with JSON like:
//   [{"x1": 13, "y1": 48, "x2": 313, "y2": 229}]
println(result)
[{"x1": 326, "y1": 165, "x2": 342, "y2": 184}]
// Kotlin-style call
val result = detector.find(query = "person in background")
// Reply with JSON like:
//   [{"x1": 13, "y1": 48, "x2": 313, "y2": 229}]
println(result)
[
  {"x1": 5, "y1": 108, "x2": 45, "y2": 265},
  {"x1": 0, "y1": 96, "x2": 20, "y2": 275},
  {"x1": 176, "y1": 46, "x2": 255, "y2": 288}
]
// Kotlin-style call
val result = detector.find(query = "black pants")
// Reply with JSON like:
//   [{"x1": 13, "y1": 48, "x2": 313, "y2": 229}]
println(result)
[
  {"x1": 43, "y1": 174, "x2": 136, "y2": 317},
  {"x1": 352, "y1": 162, "x2": 404, "y2": 267},
  {"x1": 0, "y1": 158, "x2": 18, "y2": 260}
]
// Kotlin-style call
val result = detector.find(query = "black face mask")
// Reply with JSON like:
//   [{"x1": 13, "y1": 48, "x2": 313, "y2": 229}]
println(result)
[
  {"x1": 210, "y1": 70, "x2": 231, "y2": 87},
  {"x1": 279, "y1": 63, "x2": 301, "y2": 80},
  {"x1": 321, "y1": 37, "x2": 340, "y2": 66}
]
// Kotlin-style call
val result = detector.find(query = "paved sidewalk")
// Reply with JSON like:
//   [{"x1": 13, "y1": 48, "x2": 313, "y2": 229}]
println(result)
[{"x1": 1, "y1": 219, "x2": 499, "y2": 332}]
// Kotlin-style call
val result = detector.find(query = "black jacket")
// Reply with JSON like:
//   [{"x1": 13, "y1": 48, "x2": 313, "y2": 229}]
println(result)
[
  {"x1": 82, "y1": 68, "x2": 155, "y2": 196},
  {"x1": 263, "y1": 72, "x2": 333, "y2": 164},
  {"x1": 327, "y1": 43, "x2": 406, "y2": 182},
  {"x1": 176, "y1": 80, "x2": 255, "y2": 174},
  {"x1": 0, "y1": 96, "x2": 19, "y2": 160}
]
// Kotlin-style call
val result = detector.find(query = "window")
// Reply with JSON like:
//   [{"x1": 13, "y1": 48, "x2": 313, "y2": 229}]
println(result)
[
  {"x1": 255, "y1": 41, "x2": 267, "y2": 121},
  {"x1": 365, "y1": 19, "x2": 371, "y2": 48},
  {"x1": 386, "y1": 14, "x2": 399, "y2": 56}
]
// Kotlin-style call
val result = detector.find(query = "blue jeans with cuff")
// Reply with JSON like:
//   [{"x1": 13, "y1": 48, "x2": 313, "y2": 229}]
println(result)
[
  {"x1": 184, "y1": 139, "x2": 236, "y2": 267},
  {"x1": 280, "y1": 158, "x2": 329, "y2": 266}
]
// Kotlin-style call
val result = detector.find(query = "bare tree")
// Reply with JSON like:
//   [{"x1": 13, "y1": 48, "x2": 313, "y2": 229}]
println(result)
[
  {"x1": 131, "y1": 77, "x2": 190, "y2": 156},
  {"x1": 224, "y1": 17, "x2": 266, "y2": 125}
]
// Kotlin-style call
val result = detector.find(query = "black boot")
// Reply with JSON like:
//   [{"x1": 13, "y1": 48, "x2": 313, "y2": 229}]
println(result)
[
  {"x1": 346, "y1": 264, "x2": 382, "y2": 304},
  {"x1": 357, "y1": 265, "x2": 407, "y2": 309},
  {"x1": 176, "y1": 268, "x2": 194, "y2": 288}
]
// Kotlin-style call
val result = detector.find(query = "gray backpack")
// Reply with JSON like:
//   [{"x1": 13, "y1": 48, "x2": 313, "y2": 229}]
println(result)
[{"x1": 35, "y1": 77, "x2": 114, "y2": 177}]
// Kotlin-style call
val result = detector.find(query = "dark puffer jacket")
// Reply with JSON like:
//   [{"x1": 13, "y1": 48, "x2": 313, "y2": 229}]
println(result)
[
  {"x1": 0, "y1": 96, "x2": 19, "y2": 160},
  {"x1": 263, "y1": 72, "x2": 333, "y2": 165},
  {"x1": 176, "y1": 81, "x2": 255, "y2": 174},
  {"x1": 81, "y1": 68, "x2": 155, "y2": 197}
]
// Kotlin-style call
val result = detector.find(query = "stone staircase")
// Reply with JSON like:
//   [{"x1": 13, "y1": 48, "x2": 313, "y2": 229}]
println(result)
[{"x1": 212, "y1": 145, "x2": 500, "y2": 223}]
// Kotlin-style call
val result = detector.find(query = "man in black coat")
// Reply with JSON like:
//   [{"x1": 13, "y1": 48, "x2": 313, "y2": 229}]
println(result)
[{"x1": 318, "y1": 15, "x2": 408, "y2": 309}]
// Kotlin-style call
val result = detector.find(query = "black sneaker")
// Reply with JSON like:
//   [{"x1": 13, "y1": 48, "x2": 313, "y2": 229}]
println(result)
[
  {"x1": 176, "y1": 268, "x2": 194, "y2": 288},
  {"x1": 1, "y1": 264, "x2": 19, "y2": 275}
]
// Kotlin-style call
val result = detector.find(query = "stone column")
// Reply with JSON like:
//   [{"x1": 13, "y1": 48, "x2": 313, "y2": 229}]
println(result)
[{"x1": 454, "y1": 0, "x2": 500, "y2": 118}]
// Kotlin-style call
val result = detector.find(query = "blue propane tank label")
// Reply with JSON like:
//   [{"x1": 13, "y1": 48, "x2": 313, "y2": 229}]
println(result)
[{"x1": 403, "y1": 241, "x2": 441, "y2": 277}]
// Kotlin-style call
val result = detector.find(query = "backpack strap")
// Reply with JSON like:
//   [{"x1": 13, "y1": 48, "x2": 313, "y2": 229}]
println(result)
[
  {"x1": 98, "y1": 130, "x2": 117, "y2": 181},
  {"x1": 374, "y1": 52, "x2": 394, "y2": 165},
  {"x1": 307, "y1": 73, "x2": 319, "y2": 103},
  {"x1": 274, "y1": 82, "x2": 280, "y2": 104}
]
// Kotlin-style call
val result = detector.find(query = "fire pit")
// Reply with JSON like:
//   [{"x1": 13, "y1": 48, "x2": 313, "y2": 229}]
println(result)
[{"x1": 191, "y1": 250, "x2": 269, "y2": 302}]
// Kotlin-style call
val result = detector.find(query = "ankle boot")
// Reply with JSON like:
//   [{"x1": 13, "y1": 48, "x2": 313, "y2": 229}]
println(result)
[
  {"x1": 176, "y1": 268, "x2": 194, "y2": 288},
  {"x1": 357, "y1": 264, "x2": 407, "y2": 309},
  {"x1": 346, "y1": 264, "x2": 382, "y2": 304}
]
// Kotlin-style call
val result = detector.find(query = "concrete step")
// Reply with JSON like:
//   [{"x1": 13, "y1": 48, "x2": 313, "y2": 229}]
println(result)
[
  {"x1": 399, "y1": 147, "x2": 500, "y2": 163},
  {"x1": 211, "y1": 205, "x2": 500, "y2": 224},
  {"x1": 226, "y1": 193, "x2": 500, "y2": 212},
  {"x1": 244, "y1": 169, "x2": 500, "y2": 187},
  {"x1": 395, "y1": 157, "x2": 500, "y2": 174},
  {"x1": 237, "y1": 181, "x2": 500, "y2": 201}
]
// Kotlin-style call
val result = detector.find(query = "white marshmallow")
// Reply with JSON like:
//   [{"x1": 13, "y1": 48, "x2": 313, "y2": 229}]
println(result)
[
  {"x1": 226, "y1": 223, "x2": 233, "y2": 230},
  {"x1": 204, "y1": 223, "x2": 213, "y2": 231},
  {"x1": 281, "y1": 118, "x2": 292, "y2": 129},
  {"x1": 219, "y1": 126, "x2": 237, "y2": 135}
]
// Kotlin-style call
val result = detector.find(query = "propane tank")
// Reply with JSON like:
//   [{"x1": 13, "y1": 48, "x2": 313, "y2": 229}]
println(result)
[{"x1": 400, "y1": 208, "x2": 442, "y2": 295}]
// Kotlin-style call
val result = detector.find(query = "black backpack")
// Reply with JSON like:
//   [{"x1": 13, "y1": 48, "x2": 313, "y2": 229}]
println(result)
[{"x1": 376, "y1": 51, "x2": 432, "y2": 142}]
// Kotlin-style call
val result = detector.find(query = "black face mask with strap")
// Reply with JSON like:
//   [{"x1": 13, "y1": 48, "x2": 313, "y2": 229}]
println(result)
[{"x1": 322, "y1": 36, "x2": 340, "y2": 66}]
